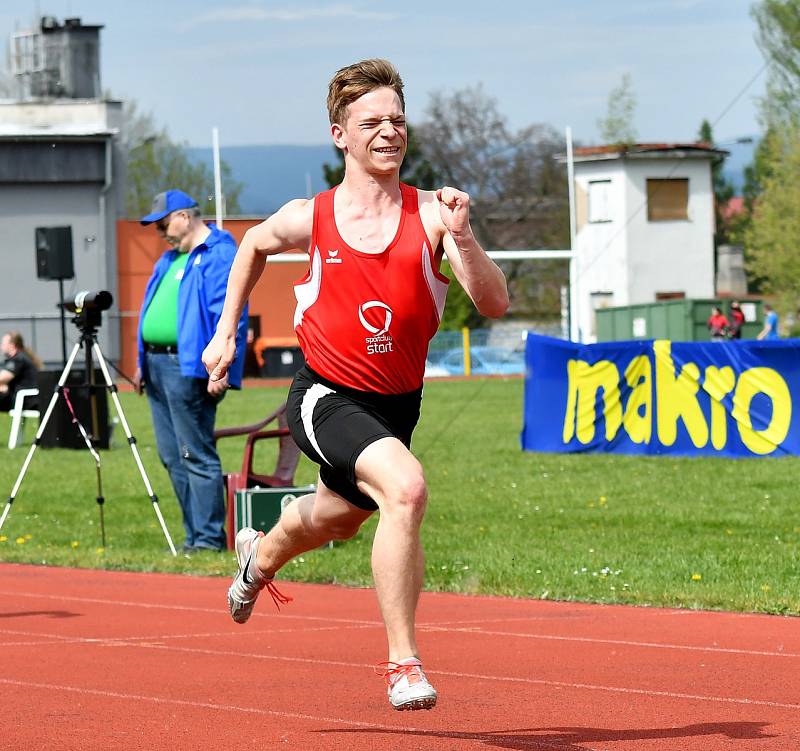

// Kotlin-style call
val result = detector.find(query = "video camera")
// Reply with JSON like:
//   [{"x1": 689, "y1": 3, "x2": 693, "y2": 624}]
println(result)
[
  {"x1": 61, "y1": 290, "x2": 113, "y2": 314},
  {"x1": 62, "y1": 290, "x2": 114, "y2": 332}
]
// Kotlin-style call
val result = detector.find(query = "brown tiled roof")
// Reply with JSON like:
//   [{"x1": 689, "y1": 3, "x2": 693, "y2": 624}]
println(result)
[
  {"x1": 722, "y1": 196, "x2": 746, "y2": 220},
  {"x1": 574, "y1": 142, "x2": 717, "y2": 157}
]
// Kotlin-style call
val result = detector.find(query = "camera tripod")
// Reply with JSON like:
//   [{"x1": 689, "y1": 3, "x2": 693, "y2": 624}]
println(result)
[{"x1": 1, "y1": 312, "x2": 177, "y2": 556}]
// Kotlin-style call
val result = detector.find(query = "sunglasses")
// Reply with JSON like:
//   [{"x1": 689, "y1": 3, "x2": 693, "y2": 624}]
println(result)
[
  {"x1": 156, "y1": 211, "x2": 185, "y2": 232},
  {"x1": 155, "y1": 213, "x2": 172, "y2": 232}
]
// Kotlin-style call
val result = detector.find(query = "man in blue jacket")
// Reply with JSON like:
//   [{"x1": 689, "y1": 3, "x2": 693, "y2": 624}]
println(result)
[{"x1": 135, "y1": 189, "x2": 248, "y2": 552}]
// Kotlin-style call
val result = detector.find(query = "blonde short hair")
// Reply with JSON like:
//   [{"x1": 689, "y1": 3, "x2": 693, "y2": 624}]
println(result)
[{"x1": 327, "y1": 58, "x2": 405, "y2": 126}]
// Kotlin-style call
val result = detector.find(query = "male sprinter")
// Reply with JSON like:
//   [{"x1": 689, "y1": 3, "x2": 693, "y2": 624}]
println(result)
[{"x1": 202, "y1": 59, "x2": 509, "y2": 710}]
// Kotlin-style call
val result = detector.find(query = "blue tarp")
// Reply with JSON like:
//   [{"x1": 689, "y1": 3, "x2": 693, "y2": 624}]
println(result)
[{"x1": 521, "y1": 334, "x2": 800, "y2": 457}]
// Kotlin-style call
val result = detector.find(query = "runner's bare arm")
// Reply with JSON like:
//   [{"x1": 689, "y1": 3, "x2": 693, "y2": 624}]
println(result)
[
  {"x1": 202, "y1": 199, "x2": 313, "y2": 381},
  {"x1": 427, "y1": 187, "x2": 509, "y2": 319}
]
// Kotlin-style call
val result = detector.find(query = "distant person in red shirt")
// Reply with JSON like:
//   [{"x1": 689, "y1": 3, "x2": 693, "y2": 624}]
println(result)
[
  {"x1": 708, "y1": 306, "x2": 729, "y2": 341},
  {"x1": 728, "y1": 301, "x2": 745, "y2": 339},
  {"x1": 202, "y1": 59, "x2": 509, "y2": 711}
]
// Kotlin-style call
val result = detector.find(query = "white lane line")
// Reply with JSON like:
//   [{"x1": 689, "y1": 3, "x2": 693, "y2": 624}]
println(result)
[
  {"x1": 0, "y1": 677, "x2": 416, "y2": 731},
  {"x1": 0, "y1": 628, "x2": 74, "y2": 640},
  {"x1": 2, "y1": 590, "x2": 797, "y2": 660},
  {"x1": 420, "y1": 616, "x2": 588, "y2": 625},
  {"x1": 0, "y1": 589, "x2": 381, "y2": 625},
  {"x1": 1, "y1": 622, "x2": 379, "y2": 648},
  {"x1": 4, "y1": 625, "x2": 798, "y2": 711},
  {"x1": 4, "y1": 592, "x2": 795, "y2": 660},
  {"x1": 418, "y1": 626, "x2": 800, "y2": 659},
  {"x1": 18, "y1": 638, "x2": 792, "y2": 712},
  {"x1": 0, "y1": 676, "x2": 606, "y2": 751}
]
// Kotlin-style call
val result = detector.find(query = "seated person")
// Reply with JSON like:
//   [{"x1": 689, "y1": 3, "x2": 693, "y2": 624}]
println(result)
[{"x1": 0, "y1": 331, "x2": 42, "y2": 412}]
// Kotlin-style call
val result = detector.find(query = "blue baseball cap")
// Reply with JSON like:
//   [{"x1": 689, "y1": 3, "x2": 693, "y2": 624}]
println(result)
[{"x1": 140, "y1": 189, "x2": 198, "y2": 225}]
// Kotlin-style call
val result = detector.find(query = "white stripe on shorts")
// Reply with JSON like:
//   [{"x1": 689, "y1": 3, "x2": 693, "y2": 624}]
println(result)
[{"x1": 300, "y1": 382, "x2": 335, "y2": 466}]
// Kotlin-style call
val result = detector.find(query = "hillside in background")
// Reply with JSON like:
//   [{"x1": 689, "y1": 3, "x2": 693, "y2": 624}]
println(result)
[
  {"x1": 187, "y1": 144, "x2": 336, "y2": 216},
  {"x1": 188, "y1": 138, "x2": 756, "y2": 217}
]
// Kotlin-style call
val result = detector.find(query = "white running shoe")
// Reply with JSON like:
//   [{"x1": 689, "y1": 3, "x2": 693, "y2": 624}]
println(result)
[
  {"x1": 227, "y1": 527, "x2": 266, "y2": 624},
  {"x1": 380, "y1": 658, "x2": 437, "y2": 711},
  {"x1": 227, "y1": 527, "x2": 292, "y2": 623}
]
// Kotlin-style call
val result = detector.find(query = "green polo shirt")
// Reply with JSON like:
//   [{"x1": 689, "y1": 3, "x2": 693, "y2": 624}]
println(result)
[{"x1": 141, "y1": 252, "x2": 191, "y2": 345}]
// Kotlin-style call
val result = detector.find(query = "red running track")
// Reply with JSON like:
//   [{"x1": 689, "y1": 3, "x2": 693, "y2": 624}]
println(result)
[{"x1": 1, "y1": 562, "x2": 798, "y2": 751}]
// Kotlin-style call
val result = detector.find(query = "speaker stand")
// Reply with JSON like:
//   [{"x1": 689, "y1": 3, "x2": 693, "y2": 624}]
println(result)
[{"x1": 58, "y1": 278, "x2": 68, "y2": 368}]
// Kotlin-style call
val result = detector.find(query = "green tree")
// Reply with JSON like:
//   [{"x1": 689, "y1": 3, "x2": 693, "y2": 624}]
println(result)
[
  {"x1": 752, "y1": 0, "x2": 800, "y2": 128},
  {"x1": 742, "y1": 1, "x2": 800, "y2": 299},
  {"x1": 744, "y1": 127, "x2": 800, "y2": 309},
  {"x1": 122, "y1": 101, "x2": 243, "y2": 218},
  {"x1": 322, "y1": 122, "x2": 438, "y2": 189},
  {"x1": 597, "y1": 73, "x2": 637, "y2": 146},
  {"x1": 417, "y1": 85, "x2": 569, "y2": 329},
  {"x1": 697, "y1": 119, "x2": 736, "y2": 245}
]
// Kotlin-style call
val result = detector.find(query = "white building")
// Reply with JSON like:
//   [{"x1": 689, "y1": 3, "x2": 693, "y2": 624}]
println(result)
[
  {"x1": 0, "y1": 16, "x2": 123, "y2": 364},
  {"x1": 571, "y1": 143, "x2": 724, "y2": 341}
]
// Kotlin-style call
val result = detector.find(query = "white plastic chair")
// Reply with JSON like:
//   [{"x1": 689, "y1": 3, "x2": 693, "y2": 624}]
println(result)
[{"x1": 8, "y1": 388, "x2": 40, "y2": 449}]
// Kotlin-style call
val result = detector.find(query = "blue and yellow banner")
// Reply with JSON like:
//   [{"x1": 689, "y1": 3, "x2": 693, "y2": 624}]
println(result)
[{"x1": 521, "y1": 334, "x2": 800, "y2": 457}]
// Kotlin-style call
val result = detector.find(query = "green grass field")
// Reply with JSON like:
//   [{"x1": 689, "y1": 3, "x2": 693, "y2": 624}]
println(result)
[{"x1": 1, "y1": 378, "x2": 798, "y2": 615}]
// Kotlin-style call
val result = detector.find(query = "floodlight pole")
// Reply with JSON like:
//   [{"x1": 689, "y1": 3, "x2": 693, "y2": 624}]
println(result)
[{"x1": 57, "y1": 278, "x2": 68, "y2": 367}]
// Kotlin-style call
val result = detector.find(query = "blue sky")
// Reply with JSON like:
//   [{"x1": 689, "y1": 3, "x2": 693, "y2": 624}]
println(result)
[{"x1": 1, "y1": 1, "x2": 766, "y2": 150}]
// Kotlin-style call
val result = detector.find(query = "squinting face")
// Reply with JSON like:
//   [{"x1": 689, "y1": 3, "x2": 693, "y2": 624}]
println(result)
[{"x1": 334, "y1": 87, "x2": 407, "y2": 175}]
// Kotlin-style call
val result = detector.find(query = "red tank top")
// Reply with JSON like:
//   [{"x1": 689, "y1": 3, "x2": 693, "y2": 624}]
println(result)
[{"x1": 294, "y1": 183, "x2": 449, "y2": 394}]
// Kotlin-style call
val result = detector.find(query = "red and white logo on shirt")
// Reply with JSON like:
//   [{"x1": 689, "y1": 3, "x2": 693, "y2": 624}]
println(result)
[{"x1": 359, "y1": 300, "x2": 393, "y2": 355}]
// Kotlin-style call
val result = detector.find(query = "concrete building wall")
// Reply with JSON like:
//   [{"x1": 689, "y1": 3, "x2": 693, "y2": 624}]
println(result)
[
  {"x1": 0, "y1": 100, "x2": 122, "y2": 367},
  {"x1": 0, "y1": 180, "x2": 119, "y2": 365},
  {"x1": 0, "y1": 100, "x2": 121, "y2": 131},
  {"x1": 624, "y1": 159, "x2": 715, "y2": 304},
  {"x1": 573, "y1": 152, "x2": 716, "y2": 342},
  {"x1": 574, "y1": 160, "x2": 629, "y2": 341}
]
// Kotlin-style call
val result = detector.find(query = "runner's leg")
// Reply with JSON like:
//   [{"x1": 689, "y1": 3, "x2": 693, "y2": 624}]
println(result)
[
  {"x1": 255, "y1": 479, "x2": 373, "y2": 578},
  {"x1": 354, "y1": 436, "x2": 427, "y2": 662}
]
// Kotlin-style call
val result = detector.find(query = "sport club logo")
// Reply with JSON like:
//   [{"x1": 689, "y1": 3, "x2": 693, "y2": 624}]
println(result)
[
  {"x1": 325, "y1": 248, "x2": 342, "y2": 264},
  {"x1": 358, "y1": 300, "x2": 393, "y2": 355}
]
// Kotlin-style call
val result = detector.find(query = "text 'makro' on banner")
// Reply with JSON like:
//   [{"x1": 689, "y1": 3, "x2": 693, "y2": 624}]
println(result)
[{"x1": 521, "y1": 334, "x2": 798, "y2": 458}]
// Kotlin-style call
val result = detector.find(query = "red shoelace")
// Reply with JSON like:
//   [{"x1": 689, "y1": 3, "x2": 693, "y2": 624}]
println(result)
[
  {"x1": 250, "y1": 530, "x2": 292, "y2": 612},
  {"x1": 376, "y1": 660, "x2": 423, "y2": 688},
  {"x1": 264, "y1": 580, "x2": 293, "y2": 611}
]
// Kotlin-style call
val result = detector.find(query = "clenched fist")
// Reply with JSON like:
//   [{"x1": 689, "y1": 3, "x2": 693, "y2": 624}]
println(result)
[{"x1": 436, "y1": 186, "x2": 472, "y2": 240}]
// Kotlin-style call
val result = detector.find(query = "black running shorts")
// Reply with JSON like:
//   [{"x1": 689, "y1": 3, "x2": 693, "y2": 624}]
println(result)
[{"x1": 286, "y1": 366, "x2": 423, "y2": 511}]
